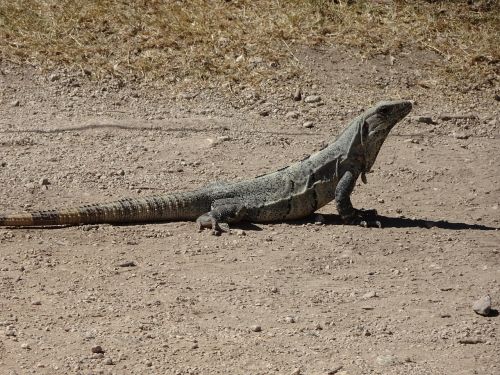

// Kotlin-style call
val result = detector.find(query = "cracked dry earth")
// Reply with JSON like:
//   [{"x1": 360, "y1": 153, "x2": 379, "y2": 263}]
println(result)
[{"x1": 0, "y1": 46, "x2": 499, "y2": 375}]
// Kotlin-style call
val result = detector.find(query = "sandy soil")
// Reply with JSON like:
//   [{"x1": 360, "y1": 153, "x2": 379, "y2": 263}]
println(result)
[{"x1": 0, "y1": 46, "x2": 498, "y2": 375}]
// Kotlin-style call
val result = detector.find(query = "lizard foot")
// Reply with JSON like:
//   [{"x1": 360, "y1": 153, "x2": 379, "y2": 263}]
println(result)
[
  {"x1": 196, "y1": 214, "x2": 230, "y2": 236},
  {"x1": 343, "y1": 208, "x2": 381, "y2": 228}
]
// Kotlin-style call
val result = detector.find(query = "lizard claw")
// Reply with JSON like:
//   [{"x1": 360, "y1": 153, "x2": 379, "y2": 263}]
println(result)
[
  {"x1": 358, "y1": 219, "x2": 382, "y2": 228},
  {"x1": 343, "y1": 209, "x2": 382, "y2": 228}
]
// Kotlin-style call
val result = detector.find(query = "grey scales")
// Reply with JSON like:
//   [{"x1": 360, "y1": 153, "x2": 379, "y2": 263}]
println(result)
[{"x1": 0, "y1": 100, "x2": 412, "y2": 234}]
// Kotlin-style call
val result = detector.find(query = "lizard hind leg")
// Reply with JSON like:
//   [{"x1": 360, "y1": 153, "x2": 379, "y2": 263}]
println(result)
[{"x1": 196, "y1": 200, "x2": 247, "y2": 236}]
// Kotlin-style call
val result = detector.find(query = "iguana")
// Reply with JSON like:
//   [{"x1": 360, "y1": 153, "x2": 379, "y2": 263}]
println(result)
[{"x1": 0, "y1": 100, "x2": 412, "y2": 234}]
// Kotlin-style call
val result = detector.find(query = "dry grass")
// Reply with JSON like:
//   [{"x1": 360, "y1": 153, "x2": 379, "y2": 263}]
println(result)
[{"x1": 0, "y1": 0, "x2": 498, "y2": 87}]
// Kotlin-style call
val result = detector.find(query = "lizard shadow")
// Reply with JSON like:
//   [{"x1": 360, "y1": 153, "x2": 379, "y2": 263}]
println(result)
[{"x1": 317, "y1": 214, "x2": 498, "y2": 231}]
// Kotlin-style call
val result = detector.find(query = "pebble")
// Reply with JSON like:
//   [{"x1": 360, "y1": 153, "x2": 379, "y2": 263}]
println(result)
[
  {"x1": 304, "y1": 95, "x2": 321, "y2": 103},
  {"x1": 91, "y1": 345, "x2": 105, "y2": 354},
  {"x1": 21, "y1": 343, "x2": 30, "y2": 349},
  {"x1": 5, "y1": 328, "x2": 16, "y2": 337},
  {"x1": 103, "y1": 358, "x2": 114, "y2": 365},
  {"x1": 49, "y1": 73, "x2": 60, "y2": 82},
  {"x1": 416, "y1": 116, "x2": 435, "y2": 124},
  {"x1": 286, "y1": 111, "x2": 300, "y2": 119},
  {"x1": 303, "y1": 121, "x2": 314, "y2": 128},
  {"x1": 145, "y1": 360, "x2": 153, "y2": 367},
  {"x1": 250, "y1": 325, "x2": 262, "y2": 332},
  {"x1": 293, "y1": 88, "x2": 302, "y2": 101},
  {"x1": 234, "y1": 229, "x2": 246, "y2": 236},
  {"x1": 452, "y1": 132, "x2": 469, "y2": 139},
  {"x1": 376, "y1": 354, "x2": 399, "y2": 366},
  {"x1": 39, "y1": 178, "x2": 50, "y2": 186},
  {"x1": 472, "y1": 295, "x2": 491, "y2": 316},
  {"x1": 259, "y1": 109, "x2": 270, "y2": 117},
  {"x1": 31, "y1": 300, "x2": 42, "y2": 305},
  {"x1": 362, "y1": 291, "x2": 378, "y2": 299},
  {"x1": 118, "y1": 261, "x2": 136, "y2": 268},
  {"x1": 290, "y1": 368, "x2": 301, "y2": 375},
  {"x1": 11, "y1": 99, "x2": 20, "y2": 107},
  {"x1": 326, "y1": 365, "x2": 344, "y2": 374},
  {"x1": 284, "y1": 316, "x2": 296, "y2": 323}
]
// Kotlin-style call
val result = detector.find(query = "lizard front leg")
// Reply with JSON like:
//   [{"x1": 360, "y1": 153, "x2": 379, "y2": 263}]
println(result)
[
  {"x1": 196, "y1": 200, "x2": 247, "y2": 235},
  {"x1": 335, "y1": 170, "x2": 380, "y2": 228}
]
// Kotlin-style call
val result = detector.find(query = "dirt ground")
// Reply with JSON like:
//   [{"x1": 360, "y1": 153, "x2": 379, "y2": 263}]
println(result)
[{"x1": 0, "y1": 45, "x2": 498, "y2": 375}]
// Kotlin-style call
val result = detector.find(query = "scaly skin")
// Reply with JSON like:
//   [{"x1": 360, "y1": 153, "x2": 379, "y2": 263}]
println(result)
[{"x1": 0, "y1": 100, "x2": 412, "y2": 234}]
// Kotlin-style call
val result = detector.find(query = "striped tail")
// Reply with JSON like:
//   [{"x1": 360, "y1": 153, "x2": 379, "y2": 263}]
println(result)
[{"x1": 0, "y1": 193, "x2": 209, "y2": 227}]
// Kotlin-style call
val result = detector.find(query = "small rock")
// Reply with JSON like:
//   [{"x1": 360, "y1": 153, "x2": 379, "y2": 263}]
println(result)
[
  {"x1": 49, "y1": 73, "x2": 60, "y2": 82},
  {"x1": 416, "y1": 116, "x2": 435, "y2": 124},
  {"x1": 234, "y1": 229, "x2": 246, "y2": 236},
  {"x1": 119, "y1": 169, "x2": 125, "y2": 176},
  {"x1": 284, "y1": 316, "x2": 295, "y2": 324},
  {"x1": 91, "y1": 345, "x2": 105, "y2": 354},
  {"x1": 376, "y1": 354, "x2": 399, "y2": 366},
  {"x1": 473, "y1": 295, "x2": 491, "y2": 316},
  {"x1": 118, "y1": 261, "x2": 136, "y2": 268},
  {"x1": 250, "y1": 325, "x2": 262, "y2": 332},
  {"x1": 290, "y1": 369, "x2": 301, "y2": 375},
  {"x1": 325, "y1": 365, "x2": 344, "y2": 374},
  {"x1": 31, "y1": 300, "x2": 42, "y2": 305},
  {"x1": 21, "y1": 343, "x2": 30, "y2": 349},
  {"x1": 304, "y1": 95, "x2": 321, "y2": 103},
  {"x1": 5, "y1": 328, "x2": 16, "y2": 337},
  {"x1": 452, "y1": 132, "x2": 469, "y2": 139},
  {"x1": 293, "y1": 88, "x2": 302, "y2": 101},
  {"x1": 458, "y1": 338, "x2": 485, "y2": 344},
  {"x1": 217, "y1": 135, "x2": 231, "y2": 142},
  {"x1": 259, "y1": 109, "x2": 270, "y2": 117},
  {"x1": 39, "y1": 178, "x2": 50, "y2": 186},
  {"x1": 145, "y1": 360, "x2": 153, "y2": 367},
  {"x1": 303, "y1": 121, "x2": 314, "y2": 128},
  {"x1": 11, "y1": 99, "x2": 20, "y2": 107},
  {"x1": 362, "y1": 291, "x2": 377, "y2": 299},
  {"x1": 286, "y1": 111, "x2": 300, "y2": 119},
  {"x1": 103, "y1": 358, "x2": 114, "y2": 365},
  {"x1": 270, "y1": 287, "x2": 279, "y2": 293}
]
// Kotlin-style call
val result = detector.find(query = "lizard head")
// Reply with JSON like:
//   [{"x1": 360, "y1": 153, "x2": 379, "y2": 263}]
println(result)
[{"x1": 361, "y1": 100, "x2": 412, "y2": 172}]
